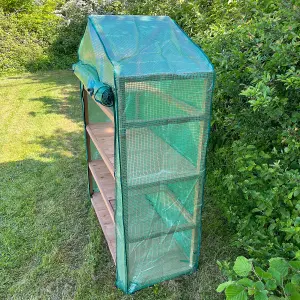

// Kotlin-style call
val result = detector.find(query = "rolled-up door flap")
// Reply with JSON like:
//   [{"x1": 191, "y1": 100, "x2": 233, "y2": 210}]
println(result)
[{"x1": 73, "y1": 61, "x2": 114, "y2": 107}]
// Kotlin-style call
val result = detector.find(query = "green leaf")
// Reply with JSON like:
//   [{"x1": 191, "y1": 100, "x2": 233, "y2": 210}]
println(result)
[
  {"x1": 291, "y1": 274, "x2": 300, "y2": 286},
  {"x1": 268, "y1": 297, "x2": 284, "y2": 300},
  {"x1": 254, "y1": 290, "x2": 268, "y2": 300},
  {"x1": 254, "y1": 281, "x2": 264, "y2": 291},
  {"x1": 268, "y1": 268, "x2": 281, "y2": 285},
  {"x1": 269, "y1": 258, "x2": 289, "y2": 277},
  {"x1": 255, "y1": 267, "x2": 272, "y2": 279},
  {"x1": 233, "y1": 256, "x2": 252, "y2": 277},
  {"x1": 285, "y1": 283, "x2": 299, "y2": 295},
  {"x1": 237, "y1": 278, "x2": 254, "y2": 287},
  {"x1": 266, "y1": 279, "x2": 277, "y2": 291},
  {"x1": 225, "y1": 284, "x2": 248, "y2": 300},
  {"x1": 217, "y1": 281, "x2": 234, "y2": 293},
  {"x1": 248, "y1": 287, "x2": 255, "y2": 296},
  {"x1": 295, "y1": 251, "x2": 300, "y2": 259},
  {"x1": 290, "y1": 261, "x2": 300, "y2": 270},
  {"x1": 291, "y1": 292, "x2": 300, "y2": 300}
]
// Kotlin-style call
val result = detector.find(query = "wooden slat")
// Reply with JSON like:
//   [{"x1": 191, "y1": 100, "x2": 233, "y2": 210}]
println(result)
[
  {"x1": 126, "y1": 82, "x2": 201, "y2": 116},
  {"x1": 190, "y1": 78, "x2": 209, "y2": 267},
  {"x1": 164, "y1": 188, "x2": 194, "y2": 224},
  {"x1": 86, "y1": 122, "x2": 198, "y2": 187},
  {"x1": 94, "y1": 101, "x2": 114, "y2": 123},
  {"x1": 83, "y1": 88, "x2": 94, "y2": 195},
  {"x1": 89, "y1": 161, "x2": 195, "y2": 244},
  {"x1": 89, "y1": 160, "x2": 115, "y2": 223},
  {"x1": 128, "y1": 222, "x2": 195, "y2": 244},
  {"x1": 91, "y1": 192, "x2": 116, "y2": 263},
  {"x1": 86, "y1": 123, "x2": 115, "y2": 178},
  {"x1": 125, "y1": 114, "x2": 206, "y2": 129}
]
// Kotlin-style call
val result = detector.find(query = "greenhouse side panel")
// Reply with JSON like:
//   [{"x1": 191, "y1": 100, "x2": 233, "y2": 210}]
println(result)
[{"x1": 115, "y1": 73, "x2": 214, "y2": 293}]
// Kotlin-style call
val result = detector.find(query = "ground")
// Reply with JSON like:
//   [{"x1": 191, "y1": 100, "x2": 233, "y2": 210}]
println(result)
[{"x1": 0, "y1": 70, "x2": 235, "y2": 299}]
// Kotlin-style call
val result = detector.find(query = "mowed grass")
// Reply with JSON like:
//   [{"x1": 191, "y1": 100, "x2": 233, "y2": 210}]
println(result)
[{"x1": 0, "y1": 70, "x2": 235, "y2": 299}]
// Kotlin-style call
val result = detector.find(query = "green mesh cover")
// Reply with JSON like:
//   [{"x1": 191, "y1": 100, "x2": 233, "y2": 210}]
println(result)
[{"x1": 73, "y1": 15, "x2": 215, "y2": 294}]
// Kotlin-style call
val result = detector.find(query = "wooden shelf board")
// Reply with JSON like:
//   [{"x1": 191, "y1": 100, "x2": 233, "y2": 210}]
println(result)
[
  {"x1": 89, "y1": 160, "x2": 115, "y2": 223},
  {"x1": 126, "y1": 82, "x2": 202, "y2": 117},
  {"x1": 89, "y1": 160, "x2": 195, "y2": 245},
  {"x1": 86, "y1": 123, "x2": 115, "y2": 178},
  {"x1": 91, "y1": 192, "x2": 116, "y2": 263},
  {"x1": 87, "y1": 123, "x2": 198, "y2": 188}
]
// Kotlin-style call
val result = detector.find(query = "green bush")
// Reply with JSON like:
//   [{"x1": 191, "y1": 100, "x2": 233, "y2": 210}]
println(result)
[
  {"x1": 0, "y1": 0, "x2": 103, "y2": 74},
  {"x1": 217, "y1": 253, "x2": 300, "y2": 299},
  {"x1": 0, "y1": 0, "x2": 34, "y2": 13},
  {"x1": 0, "y1": 1, "x2": 63, "y2": 74},
  {"x1": 199, "y1": 1, "x2": 300, "y2": 260}
]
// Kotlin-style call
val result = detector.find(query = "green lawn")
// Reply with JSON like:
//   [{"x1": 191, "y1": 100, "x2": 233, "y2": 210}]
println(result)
[{"x1": 0, "y1": 70, "x2": 235, "y2": 299}]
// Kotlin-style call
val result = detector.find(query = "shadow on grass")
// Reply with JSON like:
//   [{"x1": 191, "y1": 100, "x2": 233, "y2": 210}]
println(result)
[
  {"x1": 0, "y1": 129, "x2": 117, "y2": 299},
  {"x1": 27, "y1": 94, "x2": 80, "y2": 124}
]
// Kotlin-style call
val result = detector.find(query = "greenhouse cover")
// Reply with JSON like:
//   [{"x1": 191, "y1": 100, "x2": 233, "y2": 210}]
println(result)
[{"x1": 73, "y1": 15, "x2": 214, "y2": 293}]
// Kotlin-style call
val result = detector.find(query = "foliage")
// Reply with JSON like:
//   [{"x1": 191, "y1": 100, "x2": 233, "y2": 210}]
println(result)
[
  {"x1": 221, "y1": 142, "x2": 300, "y2": 260},
  {"x1": 217, "y1": 254, "x2": 300, "y2": 300},
  {"x1": 0, "y1": 0, "x2": 34, "y2": 13},
  {"x1": 0, "y1": 1, "x2": 63, "y2": 73},
  {"x1": 199, "y1": 0, "x2": 300, "y2": 260},
  {"x1": 0, "y1": 0, "x2": 104, "y2": 74},
  {"x1": 51, "y1": 0, "x2": 104, "y2": 58}
]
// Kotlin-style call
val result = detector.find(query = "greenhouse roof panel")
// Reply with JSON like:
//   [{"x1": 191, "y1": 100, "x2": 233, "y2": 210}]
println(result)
[{"x1": 88, "y1": 15, "x2": 214, "y2": 77}]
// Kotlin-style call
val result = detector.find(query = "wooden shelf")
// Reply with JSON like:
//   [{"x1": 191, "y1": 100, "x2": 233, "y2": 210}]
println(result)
[
  {"x1": 82, "y1": 80, "x2": 207, "y2": 276},
  {"x1": 84, "y1": 89, "x2": 200, "y2": 264},
  {"x1": 86, "y1": 123, "x2": 114, "y2": 178},
  {"x1": 89, "y1": 159, "x2": 194, "y2": 245},
  {"x1": 86, "y1": 123, "x2": 198, "y2": 188},
  {"x1": 91, "y1": 192, "x2": 116, "y2": 263},
  {"x1": 89, "y1": 160, "x2": 115, "y2": 222},
  {"x1": 90, "y1": 190, "x2": 193, "y2": 268}
]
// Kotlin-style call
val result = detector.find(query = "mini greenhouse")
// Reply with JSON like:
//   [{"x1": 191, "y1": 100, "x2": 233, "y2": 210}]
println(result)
[{"x1": 73, "y1": 15, "x2": 215, "y2": 294}]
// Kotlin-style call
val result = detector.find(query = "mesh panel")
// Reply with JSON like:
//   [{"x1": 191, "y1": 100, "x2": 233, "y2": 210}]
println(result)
[
  {"x1": 124, "y1": 78, "x2": 207, "y2": 121},
  {"x1": 75, "y1": 15, "x2": 215, "y2": 294},
  {"x1": 115, "y1": 73, "x2": 212, "y2": 292}
]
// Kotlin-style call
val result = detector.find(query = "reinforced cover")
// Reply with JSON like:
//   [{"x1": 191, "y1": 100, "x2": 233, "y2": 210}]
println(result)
[{"x1": 73, "y1": 15, "x2": 215, "y2": 293}]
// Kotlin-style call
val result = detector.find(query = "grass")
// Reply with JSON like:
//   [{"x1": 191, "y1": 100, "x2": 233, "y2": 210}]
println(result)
[{"x1": 0, "y1": 70, "x2": 236, "y2": 299}]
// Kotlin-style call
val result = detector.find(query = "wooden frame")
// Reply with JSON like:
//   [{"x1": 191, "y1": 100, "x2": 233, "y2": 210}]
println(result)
[
  {"x1": 83, "y1": 88, "x2": 116, "y2": 262},
  {"x1": 82, "y1": 76, "x2": 212, "y2": 269}
]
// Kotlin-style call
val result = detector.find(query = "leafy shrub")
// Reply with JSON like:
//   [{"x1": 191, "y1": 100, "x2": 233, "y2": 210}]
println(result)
[
  {"x1": 0, "y1": 0, "x2": 104, "y2": 74},
  {"x1": 0, "y1": 0, "x2": 34, "y2": 13},
  {"x1": 0, "y1": 1, "x2": 62, "y2": 73},
  {"x1": 223, "y1": 142, "x2": 300, "y2": 260},
  {"x1": 217, "y1": 253, "x2": 300, "y2": 300},
  {"x1": 51, "y1": 0, "x2": 104, "y2": 58},
  {"x1": 199, "y1": 1, "x2": 300, "y2": 260}
]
